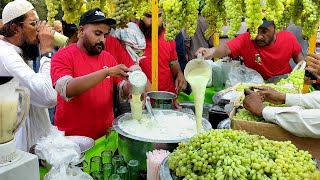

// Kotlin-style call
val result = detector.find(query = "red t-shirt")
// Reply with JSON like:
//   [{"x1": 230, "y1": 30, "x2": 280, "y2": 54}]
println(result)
[
  {"x1": 139, "y1": 30, "x2": 178, "y2": 93},
  {"x1": 226, "y1": 31, "x2": 302, "y2": 80},
  {"x1": 51, "y1": 44, "x2": 121, "y2": 139},
  {"x1": 105, "y1": 35, "x2": 135, "y2": 67}
]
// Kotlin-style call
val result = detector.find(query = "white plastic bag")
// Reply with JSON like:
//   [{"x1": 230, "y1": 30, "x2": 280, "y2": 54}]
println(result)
[
  {"x1": 226, "y1": 65, "x2": 264, "y2": 87},
  {"x1": 35, "y1": 126, "x2": 93, "y2": 180}
]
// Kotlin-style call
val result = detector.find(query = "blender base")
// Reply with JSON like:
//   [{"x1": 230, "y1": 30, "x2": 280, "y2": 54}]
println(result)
[{"x1": 0, "y1": 150, "x2": 39, "y2": 180}]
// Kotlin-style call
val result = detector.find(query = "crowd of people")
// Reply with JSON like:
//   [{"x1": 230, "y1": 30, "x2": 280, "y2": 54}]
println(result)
[{"x1": 0, "y1": 0, "x2": 319, "y2": 153}]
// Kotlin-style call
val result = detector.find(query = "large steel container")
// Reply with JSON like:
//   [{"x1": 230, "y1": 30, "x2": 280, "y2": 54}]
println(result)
[{"x1": 112, "y1": 109, "x2": 212, "y2": 171}]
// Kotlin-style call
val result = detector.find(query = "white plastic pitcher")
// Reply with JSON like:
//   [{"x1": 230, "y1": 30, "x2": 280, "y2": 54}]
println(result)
[
  {"x1": 0, "y1": 77, "x2": 30, "y2": 144},
  {"x1": 128, "y1": 70, "x2": 147, "y2": 95}
]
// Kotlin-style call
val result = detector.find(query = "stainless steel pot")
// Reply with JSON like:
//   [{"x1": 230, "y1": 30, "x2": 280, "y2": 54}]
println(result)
[
  {"x1": 112, "y1": 109, "x2": 212, "y2": 172},
  {"x1": 178, "y1": 102, "x2": 213, "y2": 120},
  {"x1": 146, "y1": 91, "x2": 177, "y2": 109}
]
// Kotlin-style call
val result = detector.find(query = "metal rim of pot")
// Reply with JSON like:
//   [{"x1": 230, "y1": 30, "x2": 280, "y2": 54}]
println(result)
[
  {"x1": 146, "y1": 91, "x2": 177, "y2": 100},
  {"x1": 112, "y1": 109, "x2": 212, "y2": 144}
]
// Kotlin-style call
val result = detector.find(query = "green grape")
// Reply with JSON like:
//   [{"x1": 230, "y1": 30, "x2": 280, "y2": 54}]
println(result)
[
  {"x1": 184, "y1": 0, "x2": 199, "y2": 38},
  {"x1": 61, "y1": 0, "x2": 83, "y2": 25},
  {"x1": 300, "y1": 0, "x2": 320, "y2": 39},
  {"x1": 168, "y1": 129, "x2": 317, "y2": 179},
  {"x1": 291, "y1": 0, "x2": 304, "y2": 26},
  {"x1": 279, "y1": 0, "x2": 294, "y2": 29},
  {"x1": 224, "y1": 0, "x2": 243, "y2": 38},
  {"x1": 134, "y1": 0, "x2": 151, "y2": 20},
  {"x1": 245, "y1": 0, "x2": 264, "y2": 39},
  {"x1": 159, "y1": 0, "x2": 186, "y2": 41},
  {"x1": 276, "y1": 70, "x2": 305, "y2": 91},
  {"x1": 265, "y1": 0, "x2": 284, "y2": 32},
  {"x1": 201, "y1": 0, "x2": 226, "y2": 39},
  {"x1": 45, "y1": 0, "x2": 60, "y2": 25},
  {"x1": 110, "y1": 0, "x2": 134, "y2": 28}
]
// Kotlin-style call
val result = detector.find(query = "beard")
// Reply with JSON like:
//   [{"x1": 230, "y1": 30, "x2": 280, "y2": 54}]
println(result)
[
  {"x1": 139, "y1": 21, "x2": 164, "y2": 39},
  {"x1": 83, "y1": 34, "x2": 104, "y2": 56},
  {"x1": 20, "y1": 37, "x2": 40, "y2": 61}
]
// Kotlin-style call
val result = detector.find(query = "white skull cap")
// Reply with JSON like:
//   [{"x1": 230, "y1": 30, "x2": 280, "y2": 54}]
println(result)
[{"x1": 2, "y1": 0, "x2": 34, "y2": 25}]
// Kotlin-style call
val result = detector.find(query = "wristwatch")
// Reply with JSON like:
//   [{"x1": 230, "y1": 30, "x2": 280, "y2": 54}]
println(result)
[{"x1": 41, "y1": 51, "x2": 54, "y2": 58}]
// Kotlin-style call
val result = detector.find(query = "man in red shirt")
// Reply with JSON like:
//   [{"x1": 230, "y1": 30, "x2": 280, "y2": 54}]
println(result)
[
  {"x1": 138, "y1": 10, "x2": 187, "y2": 97},
  {"x1": 51, "y1": 8, "x2": 131, "y2": 139},
  {"x1": 196, "y1": 20, "x2": 304, "y2": 80}
]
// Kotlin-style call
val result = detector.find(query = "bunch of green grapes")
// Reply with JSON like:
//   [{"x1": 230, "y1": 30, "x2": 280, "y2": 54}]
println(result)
[
  {"x1": 111, "y1": 0, "x2": 134, "y2": 28},
  {"x1": 86, "y1": 0, "x2": 100, "y2": 11},
  {"x1": 300, "y1": 0, "x2": 320, "y2": 39},
  {"x1": 101, "y1": 0, "x2": 110, "y2": 16},
  {"x1": 61, "y1": 0, "x2": 83, "y2": 25},
  {"x1": 134, "y1": 0, "x2": 151, "y2": 20},
  {"x1": 45, "y1": 0, "x2": 60, "y2": 25},
  {"x1": 168, "y1": 129, "x2": 317, "y2": 179},
  {"x1": 160, "y1": 0, "x2": 185, "y2": 41},
  {"x1": 277, "y1": 70, "x2": 305, "y2": 91},
  {"x1": 291, "y1": 0, "x2": 303, "y2": 26},
  {"x1": 234, "y1": 108, "x2": 264, "y2": 121},
  {"x1": 184, "y1": 0, "x2": 199, "y2": 38},
  {"x1": 201, "y1": 0, "x2": 226, "y2": 39},
  {"x1": 265, "y1": 0, "x2": 284, "y2": 32},
  {"x1": 224, "y1": 0, "x2": 243, "y2": 39},
  {"x1": 244, "y1": 0, "x2": 264, "y2": 39},
  {"x1": 279, "y1": 0, "x2": 294, "y2": 29}
]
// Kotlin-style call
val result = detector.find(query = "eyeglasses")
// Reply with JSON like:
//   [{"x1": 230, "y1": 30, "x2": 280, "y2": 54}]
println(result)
[
  {"x1": 19, "y1": 20, "x2": 40, "y2": 27},
  {"x1": 145, "y1": 13, "x2": 162, "y2": 18}
]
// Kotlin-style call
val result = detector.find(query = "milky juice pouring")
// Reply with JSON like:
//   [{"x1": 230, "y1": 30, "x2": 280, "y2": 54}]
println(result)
[
  {"x1": 185, "y1": 59, "x2": 212, "y2": 133},
  {"x1": 128, "y1": 71, "x2": 147, "y2": 120}
]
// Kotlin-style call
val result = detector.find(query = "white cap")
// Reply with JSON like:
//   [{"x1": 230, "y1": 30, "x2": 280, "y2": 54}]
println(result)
[{"x1": 2, "y1": 0, "x2": 34, "y2": 25}]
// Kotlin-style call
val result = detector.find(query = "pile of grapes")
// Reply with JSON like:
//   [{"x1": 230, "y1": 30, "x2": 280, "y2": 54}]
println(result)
[
  {"x1": 168, "y1": 129, "x2": 317, "y2": 180},
  {"x1": 233, "y1": 83, "x2": 299, "y2": 122},
  {"x1": 277, "y1": 70, "x2": 305, "y2": 91}
]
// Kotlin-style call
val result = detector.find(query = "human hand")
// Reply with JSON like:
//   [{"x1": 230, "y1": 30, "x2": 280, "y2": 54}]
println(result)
[
  {"x1": 175, "y1": 72, "x2": 187, "y2": 93},
  {"x1": 243, "y1": 88, "x2": 265, "y2": 117},
  {"x1": 253, "y1": 86, "x2": 286, "y2": 105},
  {"x1": 107, "y1": 64, "x2": 130, "y2": 78},
  {"x1": 37, "y1": 21, "x2": 55, "y2": 54},
  {"x1": 194, "y1": 47, "x2": 214, "y2": 60},
  {"x1": 306, "y1": 53, "x2": 320, "y2": 78}
]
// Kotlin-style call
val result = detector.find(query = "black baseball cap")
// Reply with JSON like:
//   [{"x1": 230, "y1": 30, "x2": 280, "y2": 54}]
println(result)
[
  {"x1": 259, "y1": 18, "x2": 274, "y2": 28},
  {"x1": 79, "y1": 8, "x2": 116, "y2": 26}
]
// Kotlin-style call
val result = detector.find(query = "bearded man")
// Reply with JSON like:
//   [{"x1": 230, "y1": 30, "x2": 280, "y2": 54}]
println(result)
[
  {"x1": 196, "y1": 19, "x2": 304, "y2": 80},
  {"x1": 0, "y1": 0, "x2": 57, "y2": 151},
  {"x1": 51, "y1": 8, "x2": 132, "y2": 139},
  {"x1": 138, "y1": 10, "x2": 187, "y2": 108}
]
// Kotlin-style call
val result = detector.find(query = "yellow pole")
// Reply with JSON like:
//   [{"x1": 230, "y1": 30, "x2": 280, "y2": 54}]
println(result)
[
  {"x1": 303, "y1": 24, "x2": 318, "y2": 93},
  {"x1": 151, "y1": 0, "x2": 158, "y2": 91},
  {"x1": 308, "y1": 24, "x2": 318, "y2": 53},
  {"x1": 214, "y1": 33, "x2": 219, "y2": 61}
]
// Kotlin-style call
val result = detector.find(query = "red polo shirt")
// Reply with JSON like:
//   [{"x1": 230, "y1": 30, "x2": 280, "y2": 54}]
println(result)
[
  {"x1": 226, "y1": 31, "x2": 302, "y2": 80},
  {"x1": 105, "y1": 35, "x2": 135, "y2": 67},
  {"x1": 51, "y1": 44, "x2": 121, "y2": 139},
  {"x1": 139, "y1": 30, "x2": 178, "y2": 93}
]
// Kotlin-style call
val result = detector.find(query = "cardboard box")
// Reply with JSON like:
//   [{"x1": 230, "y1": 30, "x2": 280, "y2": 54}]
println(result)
[{"x1": 230, "y1": 107, "x2": 320, "y2": 159}]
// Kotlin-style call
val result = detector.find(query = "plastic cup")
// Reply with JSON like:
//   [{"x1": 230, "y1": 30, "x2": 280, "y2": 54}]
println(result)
[
  {"x1": 128, "y1": 160, "x2": 140, "y2": 180},
  {"x1": 90, "y1": 171, "x2": 103, "y2": 180},
  {"x1": 109, "y1": 174, "x2": 121, "y2": 180},
  {"x1": 102, "y1": 163, "x2": 113, "y2": 180},
  {"x1": 117, "y1": 166, "x2": 129, "y2": 180},
  {"x1": 112, "y1": 155, "x2": 124, "y2": 174},
  {"x1": 90, "y1": 156, "x2": 102, "y2": 173},
  {"x1": 101, "y1": 150, "x2": 113, "y2": 164},
  {"x1": 54, "y1": 31, "x2": 68, "y2": 47}
]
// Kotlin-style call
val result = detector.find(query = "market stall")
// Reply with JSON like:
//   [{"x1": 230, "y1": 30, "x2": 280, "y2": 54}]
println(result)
[{"x1": 1, "y1": 0, "x2": 320, "y2": 179}]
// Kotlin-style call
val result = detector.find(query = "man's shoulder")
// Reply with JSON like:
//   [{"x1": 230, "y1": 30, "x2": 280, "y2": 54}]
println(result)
[{"x1": 277, "y1": 31, "x2": 296, "y2": 39}]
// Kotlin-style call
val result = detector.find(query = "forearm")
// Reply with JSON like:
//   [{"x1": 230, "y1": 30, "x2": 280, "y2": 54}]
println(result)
[
  {"x1": 212, "y1": 44, "x2": 231, "y2": 58},
  {"x1": 66, "y1": 68, "x2": 109, "y2": 98},
  {"x1": 293, "y1": 52, "x2": 304, "y2": 64},
  {"x1": 285, "y1": 92, "x2": 320, "y2": 109},
  {"x1": 170, "y1": 62, "x2": 183, "y2": 77},
  {"x1": 262, "y1": 106, "x2": 320, "y2": 138}
]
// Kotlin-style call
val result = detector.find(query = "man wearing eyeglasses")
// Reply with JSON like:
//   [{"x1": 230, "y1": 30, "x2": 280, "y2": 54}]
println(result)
[{"x1": 0, "y1": 0, "x2": 56, "y2": 151}]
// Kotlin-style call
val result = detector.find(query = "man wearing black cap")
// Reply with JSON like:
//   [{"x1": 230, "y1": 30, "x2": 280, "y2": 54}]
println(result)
[
  {"x1": 196, "y1": 19, "x2": 304, "y2": 80},
  {"x1": 51, "y1": 8, "x2": 132, "y2": 139}
]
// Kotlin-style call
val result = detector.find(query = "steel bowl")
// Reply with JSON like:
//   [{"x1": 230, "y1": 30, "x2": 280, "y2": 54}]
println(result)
[{"x1": 112, "y1": 109, "x2": 212, "y2": 171}]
